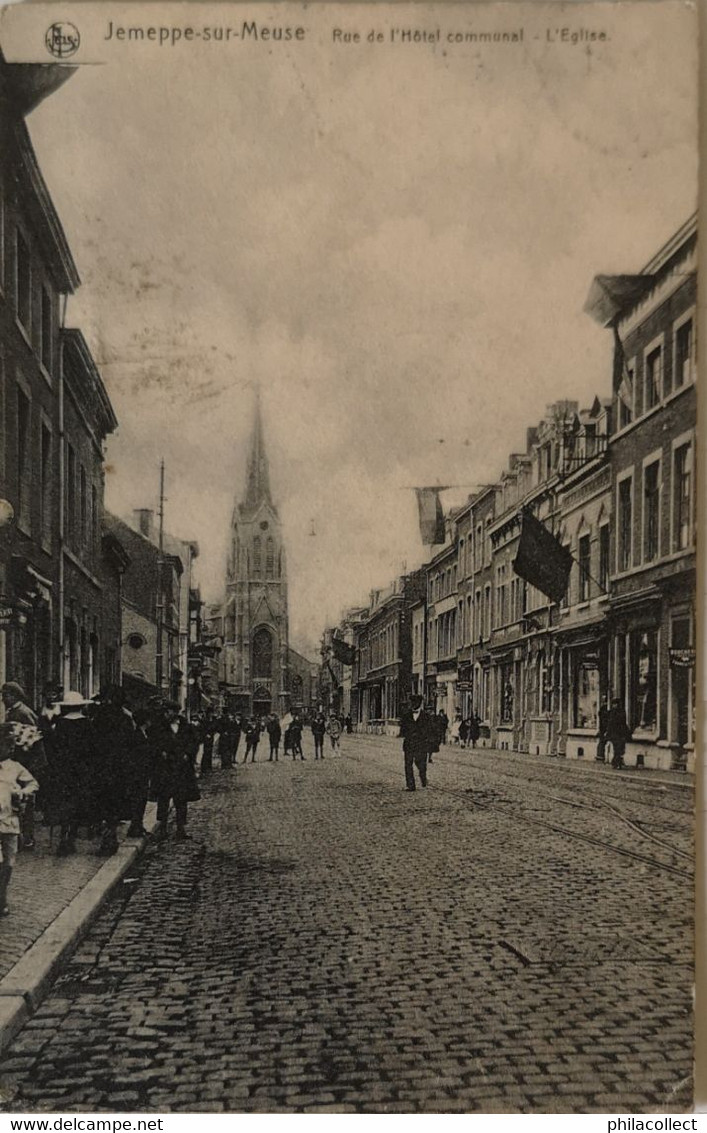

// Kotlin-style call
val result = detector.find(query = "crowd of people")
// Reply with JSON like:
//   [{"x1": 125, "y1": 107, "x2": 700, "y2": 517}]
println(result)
[
  {"x1": 0, "y1": 679, "x2": 203, "y2": 916},
  {"x1": 195, "y1": 709, "x2": 349, "y2": 768}
]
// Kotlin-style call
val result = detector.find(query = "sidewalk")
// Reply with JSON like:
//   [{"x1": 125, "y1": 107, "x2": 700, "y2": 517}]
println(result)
[
  {"x1": 0, "y1": 808, "x2": 156, "y2": 1054},
  {"x1": 351, "y1": 731, "x2": 694, "y2": 788}
]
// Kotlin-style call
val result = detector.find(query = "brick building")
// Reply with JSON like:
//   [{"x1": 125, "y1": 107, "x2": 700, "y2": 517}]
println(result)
[
  {"x1": 1, "y1": 57, "x2": 125, "y2": 707},
  {"x1": 585, "y1": 215, "x2": 697, "y2": 770},
  {"x1": 103, "y1": 512, "x2": 184, "y2": 707},
  {"x1": 353, "y1": 570, "x2": 424, "y2": 734}
]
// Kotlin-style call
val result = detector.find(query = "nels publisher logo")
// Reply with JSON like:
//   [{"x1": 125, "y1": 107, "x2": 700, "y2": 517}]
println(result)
[{"x1": 45, "y1": 22, "x2": 81, "y2": 58}]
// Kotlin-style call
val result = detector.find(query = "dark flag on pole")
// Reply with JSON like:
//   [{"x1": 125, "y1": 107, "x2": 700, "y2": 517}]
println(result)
[
  {"x1": 415, "y1": 487, "x2": 446, "y2": 545},
  {"x1": 331, "y1": 637, "x2": 356, "y2": 666},
  {"x1": 612, "y1": 325, "x2": 634, "y2": 420},
  {"x1": 512, "y1": 509, "x2": 572, "y2": 606}
]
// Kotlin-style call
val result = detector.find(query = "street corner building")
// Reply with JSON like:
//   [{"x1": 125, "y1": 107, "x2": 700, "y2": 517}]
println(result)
[
  {"x1": 0, "y1": 53, "x2": 128, "y2": 705},
  {"x1": 322, "y1": 215, "x2": 697, "y2": 774}
]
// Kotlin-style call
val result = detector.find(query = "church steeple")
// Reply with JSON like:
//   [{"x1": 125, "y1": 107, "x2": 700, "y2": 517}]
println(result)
[{"x1": 242, "y1": 386, "x2": 274, "y2": 513}]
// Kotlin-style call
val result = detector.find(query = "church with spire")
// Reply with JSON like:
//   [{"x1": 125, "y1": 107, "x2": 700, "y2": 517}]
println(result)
[{"x1": 220, "y1": 389, "x2": 290, "y2": 716}]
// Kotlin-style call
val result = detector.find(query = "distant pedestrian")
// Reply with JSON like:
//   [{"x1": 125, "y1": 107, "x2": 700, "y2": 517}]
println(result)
[
  {"x1": 219, "y1": 712, "x2": 240, "y2": 769},
  {"x1": 437, "y1": 710, "x2": 449, "y2": 746},
  {"x1": 596, "y1": 698, "x2": 610, "y2": 763},
  {"x1": 459, "y1": 717, "x2": 470, "y2": 747},
  {"x1": 450, "y1": 712, "x2": 462, "y2": 745},
  {"x1": 326, "y1": 713, "x2": 342, "y2": 753},
  {"x1": 345, "y1": 714, "x2": 353, "y2": 734},
  {"x1": 243, "y1": 718, "x2": 260, "y2": 762},
  {"x1": 0, "y1": 724, "x2": 38, "y2": 916},
  {"x1": 286, "y1": 715, "x2": 304, "y2": 760},
  {"x1": 267, "y1": 715, "x2": 282, "y2": 761},
  {"x1": 311, "y1": 712, "x2": 326, "y2": 760},
  {"x1": 199, "y1": 712, "x2": 216, "y2": 775},
  {"x1": 468, "y1": 714, "x2": 481, "y2": 749},
  {"x1": 399, "y1": 695, "x2": 433, "y2": 791},
  {"x1": 607, "y1": 697, "x2": 631, "y2": 770}
]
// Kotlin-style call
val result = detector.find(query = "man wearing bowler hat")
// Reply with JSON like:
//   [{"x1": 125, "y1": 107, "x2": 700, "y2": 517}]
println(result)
[{"x1": 398, "y1": 694, "x2": 434, "y2": 792}]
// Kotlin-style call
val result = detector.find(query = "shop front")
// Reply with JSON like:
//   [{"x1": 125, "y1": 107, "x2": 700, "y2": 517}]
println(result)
[{"x1": 559, "y1": 627, "x2": 609, "y2": 763}]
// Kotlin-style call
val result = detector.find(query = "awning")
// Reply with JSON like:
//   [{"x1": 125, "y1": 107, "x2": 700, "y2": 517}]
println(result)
[{"x1": 584, "y1": 274, "x2": 654, "y2": 327}]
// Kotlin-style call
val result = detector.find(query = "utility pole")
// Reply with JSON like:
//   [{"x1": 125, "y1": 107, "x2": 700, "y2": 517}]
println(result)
[{"x1": 155, "y1": 459, "x2": 165, "y2": 694}]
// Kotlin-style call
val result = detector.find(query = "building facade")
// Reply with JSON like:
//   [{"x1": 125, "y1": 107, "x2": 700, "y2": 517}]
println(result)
[
  {"x1": 103, "y1": 512, "x2": 184, "y2": 707},
  {"x1": 585, "y1": 215, "x2": 697, "y2": 771},
  {"x1": 353, "y1": 570, "x2": 424, "y2": 734},
  {"x1": 1, "y1": 58, "x2": 124, "y2": 708}
]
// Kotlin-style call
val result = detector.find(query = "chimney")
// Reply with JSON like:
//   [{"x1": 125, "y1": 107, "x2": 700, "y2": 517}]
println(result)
[{"x1": 133, "y1": 508, "x2": 155, "y2": 541}]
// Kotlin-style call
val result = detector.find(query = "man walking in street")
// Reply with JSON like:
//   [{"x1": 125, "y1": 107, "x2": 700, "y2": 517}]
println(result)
[
  {"x1": 311, "y1": 711, "x2": 326, "y2": 759},
  {"x1": 399, "y1": 695, "x2": 433, "y2": 791},
  {"x1": 150, "y1": 702, "x2": 200, "y2": 842},
  {"x1": 267, "y1": 715, "x2": 281, "y2": 761},
  {"x1": 607, "y1": 696, "x2": 631, "y2": 770}
]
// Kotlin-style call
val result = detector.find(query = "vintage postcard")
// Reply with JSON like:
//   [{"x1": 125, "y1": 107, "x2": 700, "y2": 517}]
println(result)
[{"x1": 0, "y1": 0, "x2": 698, "y2": 1116}]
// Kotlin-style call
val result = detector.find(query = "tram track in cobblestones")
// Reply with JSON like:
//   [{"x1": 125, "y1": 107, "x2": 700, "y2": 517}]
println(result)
[
  {"x1": 440, "y1": 749, "x2": 693, "y2": 818},
  {"x1": 347, "y1": 745, "x2": 693, "y2": 882},
  {"x1": 436, "y1": 751, "x2": 694, "y2": 862}
]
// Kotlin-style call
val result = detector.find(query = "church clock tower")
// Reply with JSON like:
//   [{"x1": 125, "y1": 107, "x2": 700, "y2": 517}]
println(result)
[{"x1": 222, "y1": 390, "x2": 289, "y2": 715}]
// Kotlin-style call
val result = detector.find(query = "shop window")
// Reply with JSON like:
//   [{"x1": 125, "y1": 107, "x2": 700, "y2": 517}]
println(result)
[
  {"x1": 643, "y1": 461, "x2": 660, "y2": 562},
  {"x1": 573, "y1": 650, "x2": 600, "y2": 729},
  {"x1": 631, "y1": 629, "x2": 658, "y2": 731},
  {"x1": 673, "y1": 443, "x2": 692, "y2": 551}
]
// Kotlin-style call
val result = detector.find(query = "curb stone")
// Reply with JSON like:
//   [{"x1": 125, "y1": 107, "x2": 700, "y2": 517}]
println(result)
[{"x1": 0, "y1": 803, "x2": 157, "y2": 1055}]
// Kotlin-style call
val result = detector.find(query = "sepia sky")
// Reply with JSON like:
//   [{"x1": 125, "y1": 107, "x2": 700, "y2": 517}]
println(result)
[{"x1": 19, "y1": 1, "x2": 697, "y2": 657}]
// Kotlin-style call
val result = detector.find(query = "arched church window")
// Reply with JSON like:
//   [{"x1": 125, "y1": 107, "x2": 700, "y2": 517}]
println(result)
[
  {"x1": 253, "y1": 536, "x2": 262, "y2": 577},
  {"x1": 266, "y1": 537, "x2": 275, "y2": 578},
  {"x1": 253, "y1": 627, "x2": 273, "y2": 678}
]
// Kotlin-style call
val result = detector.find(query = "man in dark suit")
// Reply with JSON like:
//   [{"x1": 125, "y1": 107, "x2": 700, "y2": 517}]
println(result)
[
  {"x1": 150, "y1": 703, "x2": 200, "y2": 842},
  {"x1": 398, "y1": 694, "x2": 433, "y2": 791}
]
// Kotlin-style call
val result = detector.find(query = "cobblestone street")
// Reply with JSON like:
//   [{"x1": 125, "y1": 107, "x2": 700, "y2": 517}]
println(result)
[{"x1": 0, "y1": 736, "x2": 693, "y2": 1114}]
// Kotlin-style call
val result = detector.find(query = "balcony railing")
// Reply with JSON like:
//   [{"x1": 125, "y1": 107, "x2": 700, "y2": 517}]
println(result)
[{"x1": 559, "y1": 435, "x2": 608, "y2": 477}]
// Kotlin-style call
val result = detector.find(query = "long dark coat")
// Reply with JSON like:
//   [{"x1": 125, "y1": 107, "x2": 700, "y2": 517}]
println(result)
[
  {"x1": 91, "y1": 703, "x2": 137, "y2": 823},
  {"x1": 42, "y1": 715, "x2": 100, "y2": 826},
  {"x1": 149, "y1": 719, "x2": 201, "y2": 803}
]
